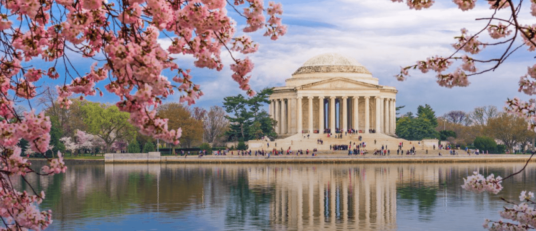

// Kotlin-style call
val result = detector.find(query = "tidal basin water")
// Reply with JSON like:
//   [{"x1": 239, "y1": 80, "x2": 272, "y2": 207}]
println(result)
[{"x1": 24, "y1": 162, "x2": 536, "y2": 230}]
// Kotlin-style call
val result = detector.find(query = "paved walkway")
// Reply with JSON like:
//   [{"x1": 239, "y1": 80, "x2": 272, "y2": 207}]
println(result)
[{"x1": 154, "y1": 154, "x2": 534, "y2": 164}]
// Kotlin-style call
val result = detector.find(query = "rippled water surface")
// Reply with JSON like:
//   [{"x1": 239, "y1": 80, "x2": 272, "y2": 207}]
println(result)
[{"x1": 24, "y1": 162, "x2": 536, "y2": 230}]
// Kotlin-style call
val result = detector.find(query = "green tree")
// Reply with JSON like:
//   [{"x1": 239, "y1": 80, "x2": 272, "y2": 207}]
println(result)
[
  {"x1": 257, "y1": 111, "x2": 277, "y2": 139},
  {"x1": 127, "y1": 140, "x2": 141, "y2": 153},
  {"x1": 249, "y1": 121, "x2": 264, "y2": 140},
  {"x1": 396, "y1": 116, "x2": 438, "y2": 140},
  {"x1": 439, "y1": 130, "x2": 457, "y2": 141},
  {"x1": 223, "y1": 88, "x2": 276, "y2": 141},
  {"x1": 143, "y1": 142, "x2": 155, "y2": 153},
  {"x1": 396, "y1": 105, "x2": 439, "y2": 140},
  {"x1": 247, "y1": 88, "x2": 273, "y2": 118},
  {"x1": 497, "y1": 145, "x2": 506, "y2": 154},
  {"x1": 223, "y1": 94, "x2": 252, "y2": 141},
  {"x1": 237, "y1": 139, "x2": 247, "y2": 150},
  {"x1": 81, "y1": 102, "x2": 137, "y2": 152},
  {"x1": 199, "y1": 142, "x2": 212, "y2": 154},
  {"x1": 417, "y1": 104, "x2": 438, "y2": 128},
  {"x1": 49, "y1": 116, "x2": 66, "y2": 155},
  {"x1": 474, "y1": 136, "x2": 497, "y2": 153}
]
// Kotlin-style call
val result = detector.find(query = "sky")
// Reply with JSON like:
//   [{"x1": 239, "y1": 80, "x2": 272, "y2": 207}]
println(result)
[{"x1": 32, "y1": 0, "x2": 536, "y2": 117}]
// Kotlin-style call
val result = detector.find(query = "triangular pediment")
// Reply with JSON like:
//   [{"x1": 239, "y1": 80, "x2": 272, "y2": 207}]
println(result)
[{"x1": 300, "y1": 77, "x2": 382, "y2": 90}]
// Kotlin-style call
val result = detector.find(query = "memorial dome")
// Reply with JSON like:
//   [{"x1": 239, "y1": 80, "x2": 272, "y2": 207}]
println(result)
[{"x1": 292, "y1": 53, "x2": 371, "y2": 76}]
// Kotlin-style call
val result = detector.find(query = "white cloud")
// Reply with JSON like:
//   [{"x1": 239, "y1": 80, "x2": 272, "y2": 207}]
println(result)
[
  {"x1": 187, "y1": 0, "x2": 531, "y2": 116},
  {"x1": 153, "y1": 0, "x2": 536, "y2": 116}
]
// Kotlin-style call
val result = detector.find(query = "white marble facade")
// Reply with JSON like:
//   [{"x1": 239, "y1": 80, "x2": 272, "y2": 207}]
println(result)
[{"x1": 269, "y1": 53, "x2": 397, "y2": 136}]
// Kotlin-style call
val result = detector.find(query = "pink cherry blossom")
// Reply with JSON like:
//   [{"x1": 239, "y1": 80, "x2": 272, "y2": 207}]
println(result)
[
  {"x1": 461, "y1": 55, "x2": 476, "y2": 72},
  {"x1": 488, "y1": 23, "x2": 512, "y2": 39},
  {"x1": 453, "y1": 0, "x2": 476, "y2": 11},
  {"x1": 0, "y1": 0, "x2": 286, "y2": 228},
  {"x1": 461, "y1": 172, "x2": 503, "y2": 194},
  {"x1": 452, "y1": 28, "x2": 485, "y2": 54},
  {"x1": 391, "y1": 0, "x2": 434, "y2": 10}
]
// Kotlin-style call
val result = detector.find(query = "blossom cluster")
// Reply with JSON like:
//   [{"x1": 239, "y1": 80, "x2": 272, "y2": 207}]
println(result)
[
  {"x1": 453, "y1": 0, "x2": 476, "y2": 11},
  {"x1": 461, "y1": 172, "x2": 503, "y2": 194},
  {"x1": 0, "y1": 187, "x2": 51, "y2": 231},
  {"x1": 391, "y1": 0, "x2": 434, "y2": 10},
  {"x1": 0, "y1": 0, "x2": 285, "y2": 229},
  {"x1": 488, "y1": 23, "x2": 512, "y2": 39},
  {"x1": 453, "y1": 28, "x2": 485, "y2": 54},
  {"x1": 483, "y1": 191, "x2": 536, "y2": 230},
  {"x1": 436, "y1": 68, "x2": 470, "y2": 88},
  {"x1": 505, "y1": 97, "x2": 536, "y2": 131}
]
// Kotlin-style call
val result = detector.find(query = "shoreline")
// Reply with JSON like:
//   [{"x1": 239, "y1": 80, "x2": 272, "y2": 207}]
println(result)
[{"x1": 32, "y1": 154, "x2": 536, "y2": 164}]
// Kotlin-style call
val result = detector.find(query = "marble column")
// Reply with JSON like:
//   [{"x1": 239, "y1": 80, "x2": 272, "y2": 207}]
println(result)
[
  {"x1": 287, "y1": 99, "x2": 292, "y2": 135},
  {"x1": 353, "y1": 96, "x2": 359, "y2": 132},
  {"x1": 281, "y1": 99, "x2": 288, "y2": 134},
  {"x1": 275, "y1": 99, "x2": 280, "y2": 134},
  {"x1": 364, "y1": 96, "x2": 370, "y2": 134},
  {"x1": 392, "y1": 99, "x2": 396, "y2": 134},
  {"x1": 342, "y1": 96, "x2": 348, "y2": 132},
  {"x1": 308, "y1": 96, "x2": 314, "y2": 134},
  {"x1": 319, "y1": 96, "x2": 325, "y2": 133},
  {"x1": 270, "y1": 100, "x2": 274, "y2": 119},
  {"x1": 297, "y1": 97, "x2": 303, "y2": 134},
  {"x1": 385, "y1": 99, "x2": 393, "y2": 134},
  {"x1": 376, "y1": 96, "x2": 381, "y2": 134},
  {"x1": 383, "y1": 99, "x2": 391, "y2": 134},
  {"x1": 330, "y1": 96, "x2": 336, "y2": 133}
]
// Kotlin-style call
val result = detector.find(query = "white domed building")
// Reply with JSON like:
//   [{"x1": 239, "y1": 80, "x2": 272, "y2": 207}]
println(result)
[{"x1": 269, "y1": 53, "x2": 397, "y2": 137}]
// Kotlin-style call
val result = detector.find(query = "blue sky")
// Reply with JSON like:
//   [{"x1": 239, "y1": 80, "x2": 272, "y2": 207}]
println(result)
[{"x1": 32, "y1": 0, "x2": 536, "y2": 116}]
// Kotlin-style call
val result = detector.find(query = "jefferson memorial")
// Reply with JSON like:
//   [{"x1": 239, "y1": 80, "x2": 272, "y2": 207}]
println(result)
[{"x1": 269, "y1": 53, "x2": 397, "y2": 137}]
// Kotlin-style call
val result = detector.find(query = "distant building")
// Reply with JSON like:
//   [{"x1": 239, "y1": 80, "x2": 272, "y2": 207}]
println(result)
[{"x1": 269, "y1": 53, "x2": 397, "y2": 137}]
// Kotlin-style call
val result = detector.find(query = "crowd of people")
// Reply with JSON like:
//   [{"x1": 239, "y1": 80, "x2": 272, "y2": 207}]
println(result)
[{"x1": 187, "y1": 131, "x2": 492, "y2": 159}]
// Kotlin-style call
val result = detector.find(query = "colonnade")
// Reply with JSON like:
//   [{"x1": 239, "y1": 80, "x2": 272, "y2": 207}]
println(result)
[{"x1": 270, "y1": 96, "x2": 396, "y2": 136}]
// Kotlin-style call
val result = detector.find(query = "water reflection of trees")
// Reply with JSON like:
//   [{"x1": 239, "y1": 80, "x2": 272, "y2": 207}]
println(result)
[
  {"x1": 397, "y1": 184, "x2": 437, "y2": 219},
  {"x1": 224, "y1": 170, "x2": 273, "y2": 230},
  {"x1": 21, "y1": 162, "x2": 536, "y2": 230}
]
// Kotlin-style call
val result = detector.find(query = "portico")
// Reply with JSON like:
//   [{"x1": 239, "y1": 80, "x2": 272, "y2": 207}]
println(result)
[{"x1": 269, "y1": 53, "x2": 397, "y2": 136}]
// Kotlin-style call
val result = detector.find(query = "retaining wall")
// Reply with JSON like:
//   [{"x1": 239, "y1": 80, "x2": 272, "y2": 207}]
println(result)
[
  {"x1": 103, "y1": 153, "x2": 536, "y2": 164},
  {"x1": 104, "y1": 152, "x2": 161, "y2": 163}
]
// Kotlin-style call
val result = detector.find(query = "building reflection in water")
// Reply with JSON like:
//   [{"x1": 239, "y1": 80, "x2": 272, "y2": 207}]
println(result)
[
  {"x1": 247, "y1": 165, "x2": 397, "y2": 230},
  {"x1": 23, "y1": 162, "x2": 532, "y2": 230}
]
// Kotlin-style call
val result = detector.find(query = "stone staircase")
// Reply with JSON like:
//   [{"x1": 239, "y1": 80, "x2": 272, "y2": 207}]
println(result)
[{"x1": 248, "y1": 133, "x2": 444, "y2": 155}]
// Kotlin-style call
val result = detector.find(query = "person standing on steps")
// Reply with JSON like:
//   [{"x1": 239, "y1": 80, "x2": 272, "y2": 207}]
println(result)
[{"x1": 374, "y1": 139, "x2": 376, "y2": 145}]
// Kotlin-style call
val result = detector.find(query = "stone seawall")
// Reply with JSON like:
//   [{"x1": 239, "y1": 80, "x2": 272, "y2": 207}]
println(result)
[
  {"x1": 103, "y1": 152, "x2": 536, "y2": 164},
  {"x1": 104, "y1": 152, "x2": 161, "y2": 163}
]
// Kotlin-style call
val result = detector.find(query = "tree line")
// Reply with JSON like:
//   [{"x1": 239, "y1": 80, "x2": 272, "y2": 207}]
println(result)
[
  {"x1": 37, "y1": 87, "x2": 231, "y2": 155},
  {"x1": 396, "y1": 104, "x2": 536, "y2": 153}
]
